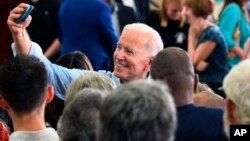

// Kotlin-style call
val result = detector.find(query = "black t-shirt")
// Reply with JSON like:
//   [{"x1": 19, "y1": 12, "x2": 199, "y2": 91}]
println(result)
[{"x1": 146, "y1": 11, "x2": 189, "y2": 51}]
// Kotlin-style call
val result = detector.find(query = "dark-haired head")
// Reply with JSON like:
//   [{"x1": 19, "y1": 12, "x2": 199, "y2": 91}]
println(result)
[
  {"x1": 0, "y1": 55, "x2": 49, "y2": 115},
  {"x1": 56, "y1": 51, "x2": 93, "y2": 70}
]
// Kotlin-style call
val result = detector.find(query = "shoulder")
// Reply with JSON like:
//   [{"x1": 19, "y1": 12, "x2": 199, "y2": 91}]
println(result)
[
  {"x1": 222, "y1": 3, "x2": 241, "y2": 14},
  {"x1": 98, "y1": 70, "x2": 121, "y2": 86},
  {"x1": 196, "y1": 106, "x2": 224, "y2": 116},
  {"x1": 202, "y1": 26, "x2": 223, "y2": 39},
  {"x1": 199, "y1": 26, "x2": 226, "y2": 47}
]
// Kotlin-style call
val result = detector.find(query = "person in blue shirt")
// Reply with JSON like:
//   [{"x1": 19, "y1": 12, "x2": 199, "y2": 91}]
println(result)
[
  {"x1": 151, "y1": 47, "x2": 228, "y2": 141},
  {"x1": 57, "y1": 0, "x2": 118, "y2": 71},
  {"x1": 7, "y1": 3, "x2": 163, "y2": 101},
  {"x1": 219, "y1": 0, "x2": 250, "y2": 67},
  {"x1": 184, "y1": 0, "x2": 229, "y2": 97}
]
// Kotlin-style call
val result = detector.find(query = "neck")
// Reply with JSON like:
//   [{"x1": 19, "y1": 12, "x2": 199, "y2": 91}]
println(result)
[
  {"x1": 173, "y1": 90, "x2": 193, "y2": 107},
  {"x1": 10, "y1": 108, "x2": 46, "y2": 131},
  {"x1": 201, "y1": 19, "x2": 212, "y2": 29}
]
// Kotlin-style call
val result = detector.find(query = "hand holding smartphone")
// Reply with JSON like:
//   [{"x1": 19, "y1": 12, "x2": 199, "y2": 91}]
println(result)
[{"x1": 15, "y1": 5, "x2": 34, "y2": 23}]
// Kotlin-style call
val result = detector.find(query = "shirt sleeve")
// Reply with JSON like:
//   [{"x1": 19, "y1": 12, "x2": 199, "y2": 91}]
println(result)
[{"x1": 12, "y1": 42, "x2": 88, "y2": 100}]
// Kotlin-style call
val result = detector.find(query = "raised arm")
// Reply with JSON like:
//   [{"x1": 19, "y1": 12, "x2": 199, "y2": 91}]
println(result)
[
  {"x1": 7, "y1": 3, "x2": 90, "y2": 100},
  {"x1": 7, "y1": 3, "x2": 32, "y2": 55}
]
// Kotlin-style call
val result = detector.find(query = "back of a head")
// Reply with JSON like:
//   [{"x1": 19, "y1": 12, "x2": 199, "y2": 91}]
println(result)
[
  {"x1": 59, "y1": 88, "x2": 106, "y2": 141},
  {"x1": 223, "y1": 60, "x2": 250, "y2": 124},
  {"x1": 151, "y1": 47, "x2": 195, "y2": 97},
  {"x1": 55, "y1": 51, "x2": 93, "y2": 70},
  {"x1": 121, "y1": 23, "x2": 163, "y2": 57},
  {"x1": 65, "y1": 72, "x2": 116, "y2": 105},
  {"x1": 0, "y1": 55, "x2": 48, "y2": 115},
  {"x1": 99, "y1": 80, "x2": 176, "y2": 141}
]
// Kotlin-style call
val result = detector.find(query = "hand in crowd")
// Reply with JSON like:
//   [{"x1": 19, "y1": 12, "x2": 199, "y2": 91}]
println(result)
[
  {"x1": 7, "y1": 3, "x2": 31, "y2": 34},
  {"x1": 196, "y1": 61, "x2": 209, "y2": 72}
]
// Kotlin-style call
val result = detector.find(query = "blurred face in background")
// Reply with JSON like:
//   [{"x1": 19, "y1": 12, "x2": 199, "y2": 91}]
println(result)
[{"x1": 164, "y1": 0, "x2": 183, "y2": 20}]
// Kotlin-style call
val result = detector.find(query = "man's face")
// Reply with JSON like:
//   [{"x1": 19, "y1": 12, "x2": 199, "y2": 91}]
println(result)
[{"x1": 113, "y1": 29, "x2": 152, "y2": 83}]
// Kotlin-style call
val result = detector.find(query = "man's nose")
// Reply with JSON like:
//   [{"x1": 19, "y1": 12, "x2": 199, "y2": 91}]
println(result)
[{"x1": 115, "y1": 50, "x2": 125, "y2": 60}]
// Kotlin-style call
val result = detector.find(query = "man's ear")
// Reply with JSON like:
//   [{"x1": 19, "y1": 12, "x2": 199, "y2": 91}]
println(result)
[
  {"x1": 226, "y1": 99, "x2": 240, "y2": 124},
  {"x1": 194, "y1": 74, "x2": 199, "y2": 93},
  {"x1": 46, "y1": 85, "x2": 54, "y2": 104},
  {"x1": 0, "y1": 96, "x2": 10, "y2": 110},
  {"x1": 146, "y1": 57, "x2": 154, "y2": 71}
]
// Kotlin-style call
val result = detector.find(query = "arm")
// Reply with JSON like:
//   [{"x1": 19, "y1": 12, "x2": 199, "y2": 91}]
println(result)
[
  {"x1": 7, "y1": 3, "x2": 32, "y2": 55},
  {"x1": 192, "y1": 41, "x2": 217, "y2": 66},
  {"x1": 44, "y1": 38, "x2": 61, "y2": 58},
  {"x1": 188, "y1": 37, "x2": 216, "y2": 71},
  {"x1": 229, "y1": 46, "x2": 245, "y2": 60},
  {"x1": 8, "y1": 3, "x2": 89, "y2": 100}
]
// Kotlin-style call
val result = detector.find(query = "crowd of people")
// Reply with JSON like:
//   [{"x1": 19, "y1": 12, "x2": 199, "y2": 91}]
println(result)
[{"x1": 1, "y1": 0, "x2": 250, "y2": 141}]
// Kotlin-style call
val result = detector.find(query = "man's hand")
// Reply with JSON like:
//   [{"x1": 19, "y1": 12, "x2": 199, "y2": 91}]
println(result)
[
  {"x1": 7, "y1": 3, "x2": 32, "y2": 55},
  {"x1": 7, "y1": 3, "x2": 32, "y2": 34}
]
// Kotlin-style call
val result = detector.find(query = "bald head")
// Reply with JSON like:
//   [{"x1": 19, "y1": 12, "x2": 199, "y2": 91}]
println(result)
[{"x1": 151, "y1": 47, "x2": 196, "y2": 106}]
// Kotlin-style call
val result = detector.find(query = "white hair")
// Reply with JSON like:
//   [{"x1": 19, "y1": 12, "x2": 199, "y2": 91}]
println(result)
[
  {"x1": 122, "y1": 23, "x2": 164, "y2": 57},
  {"x1": 223, "y1": 59, "x2": 250, "y2": 124}
]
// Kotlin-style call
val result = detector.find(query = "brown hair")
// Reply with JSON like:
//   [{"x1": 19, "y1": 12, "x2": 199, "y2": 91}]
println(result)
[
  {"x1": 160, "y1": 0, "x2": 185, "y2": 27},
  {"x1": 184, "y1": 0, "x2": 214, "y2": 19}
]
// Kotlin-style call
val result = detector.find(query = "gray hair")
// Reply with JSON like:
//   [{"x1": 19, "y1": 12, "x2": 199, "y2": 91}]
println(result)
[
  {"x1": 58, "y1": 88, "x2": 107, "y2": 141},
  {"x1": 122, "y1": 23, "x2": 164, "y2": 57},
  {"x1": 99, "y1": 80, "x2": 176, "y2": 141},
  {"x1": 65, "y1": 72, "x2": 116, "y2": 105},
  {"x1": 223, "y1": 59, "x2": 250, "y2": 124}
]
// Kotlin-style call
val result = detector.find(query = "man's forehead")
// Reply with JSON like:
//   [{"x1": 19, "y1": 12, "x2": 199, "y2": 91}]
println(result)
[{"x1": 117, "y1": 41, "x2": 146, "y2": 52}]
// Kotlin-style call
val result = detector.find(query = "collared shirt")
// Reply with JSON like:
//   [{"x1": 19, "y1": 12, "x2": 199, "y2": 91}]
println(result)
[{"x1": 12, "y1": 42, "x2": 121, "y2": 100}]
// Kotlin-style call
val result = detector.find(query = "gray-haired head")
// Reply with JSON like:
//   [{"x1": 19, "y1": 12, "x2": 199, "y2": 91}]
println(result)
[
  {"x1": 65, "y1": 71, "x2": 116, "y2": 105},
  {"x1": 121, "y1": 23, "x2": 164, "y2": 57},
  {"x1": 223, "y1": 60, "x2": 250, "y2": 137},
  {"x1": 99, "y1": 80, "x2": 176, "y2": 141},
  {"x1": 58, "y1": 88, "x2": 107, "y2": 141}
]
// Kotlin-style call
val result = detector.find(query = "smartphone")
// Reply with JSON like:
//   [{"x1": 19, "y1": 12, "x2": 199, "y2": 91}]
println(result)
[{"x1": 15, "y1": 5, "x2": 34, "y2": 23}]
